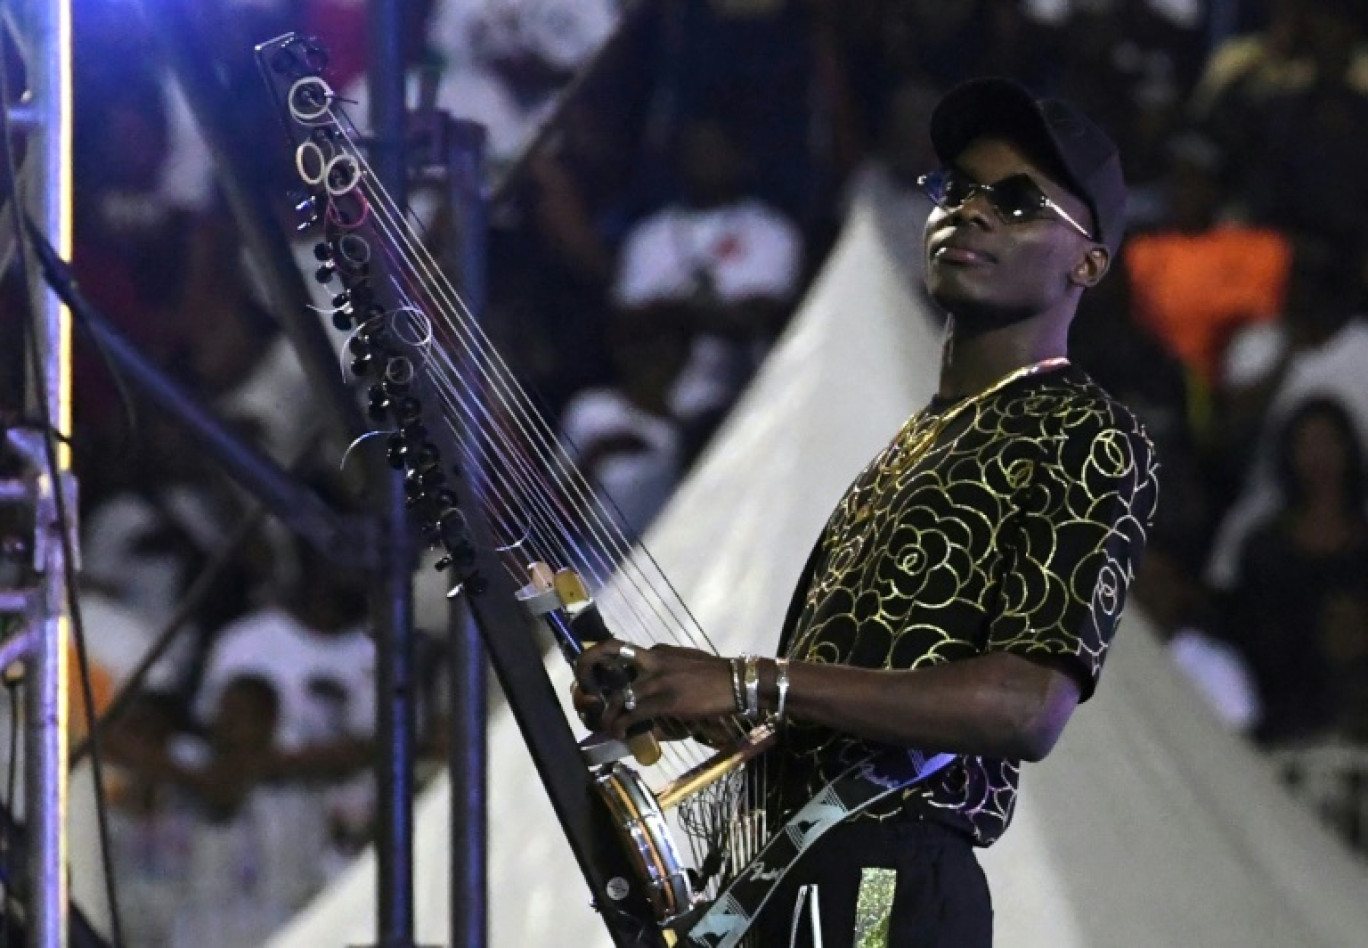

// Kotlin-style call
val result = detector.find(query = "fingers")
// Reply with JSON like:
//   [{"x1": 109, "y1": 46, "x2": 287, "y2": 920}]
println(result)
[
  {"x1": 576, "y1": 639, "x2": 650, "y2": 701},
  {"x1": 575, "y1": 685, "x2": 646, "y2": 739},
  {"x1": 600, "y1": 675, "x2": 677, "y2": 741},
  {"x1": 574, "y1": 638, "x2": 633, "y2": 684},
  {"x1": 571, "y1": 681, "x2": 607, "y2": 731},
  {"x1": 570, "y1": 640, "x2": 734, "y2": 738},
  {"x1": 572, "y1": 639, "x2": 645, "y2": 732}
]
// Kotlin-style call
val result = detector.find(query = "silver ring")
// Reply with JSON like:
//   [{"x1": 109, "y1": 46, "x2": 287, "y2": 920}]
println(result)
[
  {"x1": 622, "y1": 683, "x2": 638, "y2": 713},
  {"x1": 618, "y1": 643, "x2": 638, "y2": 663}
]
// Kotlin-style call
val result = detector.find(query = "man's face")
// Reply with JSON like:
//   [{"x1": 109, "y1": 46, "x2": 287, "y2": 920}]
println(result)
[{"x1": 923, "y1": 137, "x2": 1102, "y2": 332}]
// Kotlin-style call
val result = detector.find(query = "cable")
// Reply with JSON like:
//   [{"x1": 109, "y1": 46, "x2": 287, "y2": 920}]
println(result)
[{"x1": 0, "y1": 35, "x2": 126, "y2": 948}]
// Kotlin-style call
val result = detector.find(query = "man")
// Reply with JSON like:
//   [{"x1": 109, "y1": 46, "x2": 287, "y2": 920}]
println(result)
[{"x1": 577, "y1": 77, "x2": 1158, "y2": 947}]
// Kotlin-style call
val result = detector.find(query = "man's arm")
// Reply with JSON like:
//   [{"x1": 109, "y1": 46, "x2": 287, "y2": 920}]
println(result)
[{"x1": 576, "y1": 642, "x2": 1081, "y2": 763}]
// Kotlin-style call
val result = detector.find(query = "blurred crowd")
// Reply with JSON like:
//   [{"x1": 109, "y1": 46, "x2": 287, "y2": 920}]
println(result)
[{"x1": 4, "y1": 0, "x2": 1368, "y2": 943}]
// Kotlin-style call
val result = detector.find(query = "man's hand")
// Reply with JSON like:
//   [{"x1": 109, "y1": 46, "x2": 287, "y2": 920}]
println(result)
[{"x1": 573, "y1": 640, "x2": 737, "y2": 741}]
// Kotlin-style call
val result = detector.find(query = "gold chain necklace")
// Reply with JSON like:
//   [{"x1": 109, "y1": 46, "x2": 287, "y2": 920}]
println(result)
[{"x1": 883, "y1": 356, "x2": 1071, "y2": 481}]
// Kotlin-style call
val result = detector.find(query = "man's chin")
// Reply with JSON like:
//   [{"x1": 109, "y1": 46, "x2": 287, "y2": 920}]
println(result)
[{"x1": 934, "y1": 295, "x2": 1037, "y2": 336}]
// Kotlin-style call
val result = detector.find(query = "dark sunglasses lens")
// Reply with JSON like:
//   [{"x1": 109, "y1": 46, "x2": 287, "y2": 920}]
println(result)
[
  {"x1": 988, "y1": 175, "x2": 1047, "y2": 220},
  {"x1": 939, "y1": 171, "x2": 975, "y2": 207}
]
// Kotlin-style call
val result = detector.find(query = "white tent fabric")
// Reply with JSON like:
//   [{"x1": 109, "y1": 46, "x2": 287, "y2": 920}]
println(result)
[{"x1": 269, "y1": 182, "x2": 1368, "y2": 948}]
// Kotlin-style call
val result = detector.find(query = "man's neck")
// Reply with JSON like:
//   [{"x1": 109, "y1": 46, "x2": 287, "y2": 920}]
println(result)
[{"x1": 937, "y1": 312, "x2": 1071, "y2": 400}]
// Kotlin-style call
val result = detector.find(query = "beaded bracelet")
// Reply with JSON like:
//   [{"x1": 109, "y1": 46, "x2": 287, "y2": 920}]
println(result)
[{"x1": 773, "y1": 657, "x2": 791, "y2": 725}]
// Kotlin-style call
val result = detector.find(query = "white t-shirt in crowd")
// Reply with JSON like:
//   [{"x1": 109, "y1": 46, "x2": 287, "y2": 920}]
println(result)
[
  {"x1": 83, "y1": 485, "x2": 228, "y2": 654},
  {"x1": 196, "y1": 607, "x2": 375, "y2": 749},
  {"x1": 427, "y1": 0, "x2": 618, "y2": 73},
  {"x1": 173, "y1": 784, "x2": 328, "y2": 948},
  {"x1": 613, "y1": 200, "x2": 803, "y2": 310},
  {"x1": 613, "y1": 200, "x2": 803, "y2": 421},
  {"x1": 326, "y1": 0, "x2": 618, "y2": 169}
]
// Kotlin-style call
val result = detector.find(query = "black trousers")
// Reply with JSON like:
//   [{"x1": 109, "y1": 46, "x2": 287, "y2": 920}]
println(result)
[{"x1": 749, "y1": 819, "x2": 993, "y2": 948}]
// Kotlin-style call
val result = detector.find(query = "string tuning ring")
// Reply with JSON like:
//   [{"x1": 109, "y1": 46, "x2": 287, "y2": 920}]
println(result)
[
  {"x1": 324, "y1": 153, "x2": 362, "y2": 196},
  {"x1": 388, "y1": 306, "x2": 435, "y2": 349},
  {"x1": 295, "y1": 139, "x2": 333, "y2": 187},
  {"x1": 384, "y1": 356, "x2": 416, "y2": 387},
  {"x1": 288, "y1": 75, "x2": 334, "y2": 123},
  {"x1": 326, "y1": 190, "x2": 370, "y2": 229}
]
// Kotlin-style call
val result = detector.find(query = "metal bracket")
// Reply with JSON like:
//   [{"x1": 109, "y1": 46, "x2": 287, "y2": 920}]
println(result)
[{"x1": 4, "y1": 427, "x2": 80, "y2": 575}]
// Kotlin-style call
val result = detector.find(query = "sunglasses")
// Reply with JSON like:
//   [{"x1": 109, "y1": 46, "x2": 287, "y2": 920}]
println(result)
[{"x1": 917, "y1": 168, "x2": 1094, "y2": 241}]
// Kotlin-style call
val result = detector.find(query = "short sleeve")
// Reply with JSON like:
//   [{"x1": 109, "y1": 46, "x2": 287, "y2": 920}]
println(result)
[
  {"x1": 985, "y1": 409, "x2": 1158, "y2": 700},
  {"x1": 710, "y1": 204, "x2": 803, "y2": 302},
  {"x1": 612, "y1": 214, "x2": 689, "y2": 307}
]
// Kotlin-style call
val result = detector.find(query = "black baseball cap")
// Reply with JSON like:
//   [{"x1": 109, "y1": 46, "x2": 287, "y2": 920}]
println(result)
[{"x1": 929, "y1": 77, "x2": 1127, "y2": 256}]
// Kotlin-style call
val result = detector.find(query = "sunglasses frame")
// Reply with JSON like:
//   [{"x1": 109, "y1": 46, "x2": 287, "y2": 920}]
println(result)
[{"x1": 917, "y1": 168, "x2": 1095, "y2": 241}]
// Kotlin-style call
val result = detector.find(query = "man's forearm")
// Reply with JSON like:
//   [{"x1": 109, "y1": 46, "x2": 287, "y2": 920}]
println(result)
[{"x1": 784, "y1": 651, "x2": 1081, "y2": 762}]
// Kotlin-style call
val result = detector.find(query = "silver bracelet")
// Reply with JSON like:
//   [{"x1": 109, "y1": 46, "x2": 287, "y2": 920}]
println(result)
[
  {"x1": 730, "y1": 657, "x2": 747, "y2": 714},
  {"x1": 774, "y1": 657, "x2": 790, "y2": 725},
  {"x1": 743, "y1": 654, "x2": 760, "y2": 721}
]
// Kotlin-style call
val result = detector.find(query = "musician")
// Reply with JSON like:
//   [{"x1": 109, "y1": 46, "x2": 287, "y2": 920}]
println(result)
[{"x1": 577, "y1": 77, "x2": 1158, "y2": 947}]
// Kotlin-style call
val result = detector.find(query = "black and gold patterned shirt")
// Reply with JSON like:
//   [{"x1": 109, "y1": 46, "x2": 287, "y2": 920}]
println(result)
[{"x1": 772, "y1": 364, "x2": 1158, "y2": 846}]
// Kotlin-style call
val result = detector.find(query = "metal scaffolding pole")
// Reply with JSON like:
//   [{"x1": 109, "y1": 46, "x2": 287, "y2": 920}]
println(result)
[
  {"x1": 443, "y1": 116, "x2": 490, "y2": 948},
  {"x1": 0, "y1": 2, "x2": 75, "y2": 947},
  {"x1": 368, "y1": 2, "x2": 419, "y2": 945}
]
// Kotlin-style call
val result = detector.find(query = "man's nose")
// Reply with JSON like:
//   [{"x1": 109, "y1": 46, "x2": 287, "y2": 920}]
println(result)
[{"x1": 948, "y1": 189, "x2": 995, "y2": 228}]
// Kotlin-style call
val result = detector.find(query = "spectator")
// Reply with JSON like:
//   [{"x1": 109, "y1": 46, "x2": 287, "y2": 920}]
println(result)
[
  {"x1": 104, "y1": 691, "x2": 195, "y2": 948},
  {"x1": 1045, "y1": 0, "x2": 1208, "y2": 202},
  {"x1": 486, "y1": 89, "x2": 651, "y2": 418},
  {"x1": 78, "y1": 580, "x2": 185, "y2": 716},
  {"x1": 1217, "y1": 2, "x2": 1368, "y2": 255},
  {"x1": 193, "y1": 536, "x2": 376, "y2": 875},
  {"x1": 640, "y1": 0, "x2": 818, "y2": 220},
  {"x1": 1191, "y1": 0, "x2": 1368, "y2": 170},
  {"x1": 81, "y1": 415, "x2": 259, "y2": 684},
  {"x1": 1213, "y1": 238, "x2": 1356, "y2": 469},
  {"x1": 559, "y1": 311, "x2": 690, "y2": 541},
  {"x1": 1123, "y1": 132, "x2": 1292, "y2": 391},
  {"x1": 1205, "y1": 258, "x2": 1368, "y2": 591},
  {"x1": 195, "y1": 537, "x2": 373, "y2": 758},
  {"x1": 71, "y1": 19, "x2": 196, "y2": 449},
  {"x1": 612, "y1": 115, "x2": 804, "y2": 459},
  {"x1": 174, "y1": 675, "x2": 329, "y2": 947},
  {"x1": 1190, "y1": 0, "x2": 1314, "y2": 129},
  {"x1": 423, "y1": 0, "x2": 619, "y2": 169},
  {"x1": 1228, "y1": 398, "x2": 1368, "y2": 745},
  {"x1": 181, "y1": 219, "x2": 316, "y2": 465}
]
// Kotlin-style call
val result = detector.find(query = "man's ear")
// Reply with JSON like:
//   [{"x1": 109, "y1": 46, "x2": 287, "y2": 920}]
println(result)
[{"x1": 1069, "y1": 245, "x2": 1111, "y2": 288}]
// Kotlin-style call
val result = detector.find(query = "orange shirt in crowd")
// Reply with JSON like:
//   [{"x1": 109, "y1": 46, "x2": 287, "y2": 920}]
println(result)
[
  {"x1": 1125, "y1": 226, "x2": 1292, "y2": 385},
  {"x1": 69, "y1": 640, "x2": 114, "y2": 739}
]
